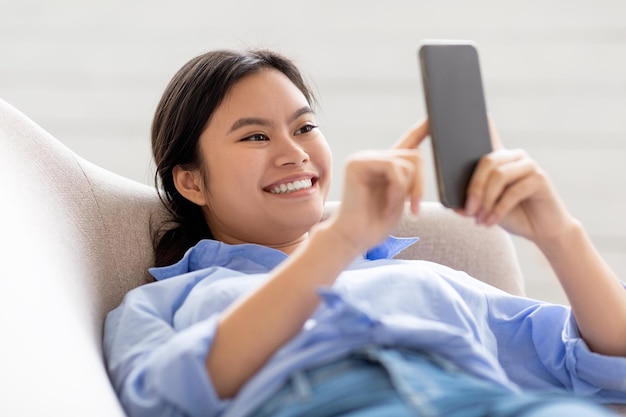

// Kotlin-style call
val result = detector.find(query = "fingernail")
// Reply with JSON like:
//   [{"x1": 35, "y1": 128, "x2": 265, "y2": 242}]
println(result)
[
  {"x1": 465, "y1": 195, "x2": 479, "y2": 216},
  {"x1": 410, "y1": 197, "x2": 421, "y2": 216},
  {"x1": 484, "y1": 213, "x2": 497, "y2": 226},
  {"x1": 475, "y1": 209, "x2": 485, "y2": 225}
]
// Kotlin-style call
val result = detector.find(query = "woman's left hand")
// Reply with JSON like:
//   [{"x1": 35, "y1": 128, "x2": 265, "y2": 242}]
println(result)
[{"x1": 462, "y1": 121, "x2": 575, "y2": 246}]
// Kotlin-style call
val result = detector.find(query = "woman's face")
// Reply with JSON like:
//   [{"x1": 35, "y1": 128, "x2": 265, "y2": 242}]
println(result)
[{"x1": 194, "y1": 69, "x2": 332, "y2": 250}]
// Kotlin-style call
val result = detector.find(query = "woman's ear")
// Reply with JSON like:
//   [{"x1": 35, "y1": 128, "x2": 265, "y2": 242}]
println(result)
[{"x1": 172, "y1": 166, "x2": 207, "y2": 206}]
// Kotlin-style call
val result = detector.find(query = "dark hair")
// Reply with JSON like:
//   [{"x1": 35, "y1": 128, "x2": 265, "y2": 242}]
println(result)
[{"x1": 151, "y1": 49, "x2": 315, "y2": 267}]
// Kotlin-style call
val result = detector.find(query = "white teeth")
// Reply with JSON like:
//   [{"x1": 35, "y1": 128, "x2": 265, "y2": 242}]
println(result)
[{"x1": 270, "y1": 178, "x2": 313, "y2": 194}]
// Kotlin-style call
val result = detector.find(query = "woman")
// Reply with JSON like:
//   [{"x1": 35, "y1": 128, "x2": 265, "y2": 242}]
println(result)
[{"x1": 104, "y1": 49, "x2": 626, "y2": 417}]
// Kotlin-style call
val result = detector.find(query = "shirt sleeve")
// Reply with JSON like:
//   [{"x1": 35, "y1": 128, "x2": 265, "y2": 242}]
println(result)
[
  {"x1": 103, "y1": 276, "x2": 231, "y2": 417},
  {"x1": 484, "y1": 288, "x2": 626, "y2": 402}
]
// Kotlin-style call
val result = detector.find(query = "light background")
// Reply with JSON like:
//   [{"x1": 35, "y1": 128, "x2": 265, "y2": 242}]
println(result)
[{"x1": 2, "y1": 0, "x2": 626, "y2": 304}]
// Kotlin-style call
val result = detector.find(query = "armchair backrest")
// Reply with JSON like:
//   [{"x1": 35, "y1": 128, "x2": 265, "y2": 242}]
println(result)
[{"x1": 1, "y1": 99, "x2": 159, "y2": 416}]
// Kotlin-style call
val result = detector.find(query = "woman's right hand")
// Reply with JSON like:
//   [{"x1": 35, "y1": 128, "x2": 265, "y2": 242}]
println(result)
[{"x1": 327, "y1": 120, "x2": 429, "y2": 255}]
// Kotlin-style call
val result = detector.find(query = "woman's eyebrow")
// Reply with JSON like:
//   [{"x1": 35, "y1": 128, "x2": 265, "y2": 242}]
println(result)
[
  {"x1": 228, "y1": 117, "x2": 271, "y2": 133},
  {"x1": 228, "y1": 106, "x2": 314, "y2": 134},
  {"x1": 289, "y1": 106, "x2": 315, "y2": 123}
]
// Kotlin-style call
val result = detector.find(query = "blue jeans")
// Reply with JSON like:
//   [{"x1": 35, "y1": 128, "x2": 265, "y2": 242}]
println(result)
[{"x1": 250, "y1": 347, "x2": 616, "y2": 417}]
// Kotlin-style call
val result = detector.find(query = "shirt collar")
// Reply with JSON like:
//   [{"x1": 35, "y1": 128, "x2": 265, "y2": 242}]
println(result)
[
  {"x1": 365, "y1": 235, "x2": 419, "y2": 260},
  {"x1": 150, "y1": 235, "x2": 419, "y2": 281}
]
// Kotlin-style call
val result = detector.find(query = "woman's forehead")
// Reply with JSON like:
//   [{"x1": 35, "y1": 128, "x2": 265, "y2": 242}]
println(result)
[{"x1": 208, "y1": 70, "x2": 310, "y2": 128}]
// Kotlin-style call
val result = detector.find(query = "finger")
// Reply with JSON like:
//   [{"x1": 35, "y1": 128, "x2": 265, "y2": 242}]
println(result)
[
  {"x1": 401, "y1": 150, "x2": 423, "y2": 215},
  {"x1": 466, "y1": 115, "x2": 504, "y2": 216},
  {"x1": 481, "y1": 175, "x2": 538, "y2": 226},
  {"x1": 392, "y1": 119, "x2": 429, "y2": 150},
  {"x1": 480, "y1": 156, "x2": 537, "y2": 215},
  {"x1": 465, "y1": 149, "x2": 527, "y2": 216},
  {"x1": 375, "y1": 151, "x2": 423, "y2": 219},
  {"x1": 487, "y1": 115, "x2": 504, "y2": 150},
  {"x1": 385, "y1": 161, "x2": 414, "y2": 219},
  {"x1": 410, "y1": 166, "x2": 423, "y2": 216},
  {"x1": 346, "y1": 149, "x2": 424, "y2": 219}
]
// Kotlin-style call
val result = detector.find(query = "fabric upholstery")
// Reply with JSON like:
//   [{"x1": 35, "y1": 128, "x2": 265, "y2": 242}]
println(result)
[
  {"x1": 324, "y1": 202, "x2": 525, "y2": 295},
  {"x1": 1, "y1": 98, "x2": 622, "y2": 416}
]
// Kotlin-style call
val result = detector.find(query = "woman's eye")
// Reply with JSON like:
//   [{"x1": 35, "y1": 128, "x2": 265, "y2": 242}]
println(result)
[
  {"x1": 241, "y1": 133, "x2": 269, "y2": 142},
  {"x1": 295, "y1": 124, "x2": 318, "y2": 135}
]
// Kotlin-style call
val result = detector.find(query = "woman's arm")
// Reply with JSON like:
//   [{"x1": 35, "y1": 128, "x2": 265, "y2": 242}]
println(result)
[
  {"x1": 206, "y1": 224, "x2": 362, "y2": 398},
  {"x1": 535, "y1": 219, "x2": 626, "y2": 356},
  {"x1": 464, "y1": 123, "x2": 626, "y2": 357},
  {"x1": 207, "y1": 122, "x2": 429, "y2": 398}
]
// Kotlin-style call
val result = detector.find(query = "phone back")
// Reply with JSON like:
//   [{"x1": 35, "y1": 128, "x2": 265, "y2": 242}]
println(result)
[{"x1": 419, "y1": 41, "x2": 492, "y2": 208}]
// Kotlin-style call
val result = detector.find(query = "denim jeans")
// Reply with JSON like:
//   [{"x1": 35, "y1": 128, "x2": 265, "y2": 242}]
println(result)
[{"x1": 250, "y1": 347, "x2": 616, "y2": 417}]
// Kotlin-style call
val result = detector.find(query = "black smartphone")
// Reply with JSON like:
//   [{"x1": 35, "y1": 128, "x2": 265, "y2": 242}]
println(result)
[{"x1": 418, "y1": 40, "x2": 492, "y2": 208}]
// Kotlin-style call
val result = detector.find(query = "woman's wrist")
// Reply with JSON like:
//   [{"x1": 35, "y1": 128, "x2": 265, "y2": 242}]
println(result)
[
  {"x1": 534, "y1": 217, "x2": 586, "y2": 260},
  {"x1": 309, "y1": 220, "x2": 366, "y2": 262}
]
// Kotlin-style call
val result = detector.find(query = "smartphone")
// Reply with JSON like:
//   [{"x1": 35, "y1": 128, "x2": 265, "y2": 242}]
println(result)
[{"x1": 418, "y1": 40, "x2": 492, "y2": 208}]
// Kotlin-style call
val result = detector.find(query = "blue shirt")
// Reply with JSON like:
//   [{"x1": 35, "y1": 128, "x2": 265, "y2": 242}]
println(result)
[{"x1": 103, "y1": 236, "x2": 626, "y2": 417}]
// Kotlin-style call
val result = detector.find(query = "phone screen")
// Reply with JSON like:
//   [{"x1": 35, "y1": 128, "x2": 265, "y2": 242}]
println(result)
[{"x1": 418, "y1": 41, "x2": 492, "y2": 208}]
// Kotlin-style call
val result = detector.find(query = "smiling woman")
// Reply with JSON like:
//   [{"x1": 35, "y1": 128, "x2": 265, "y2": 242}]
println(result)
[
  {"x1": 103, "y1": 48, "x2": 626, "y2": 417},
  {"x1": 150, "y1": 50, "x2": 328, "y2": 266}
]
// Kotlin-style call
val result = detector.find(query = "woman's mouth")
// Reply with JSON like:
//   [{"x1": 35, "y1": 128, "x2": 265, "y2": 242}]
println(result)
[{"x1": 268, "y1": 178, "x2": 315, "y2": 194}]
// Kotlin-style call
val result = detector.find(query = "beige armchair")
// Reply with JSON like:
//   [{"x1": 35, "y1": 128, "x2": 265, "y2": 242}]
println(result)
[{"x1": 0, "y1": 98, "x2": 622, "y2": 415}]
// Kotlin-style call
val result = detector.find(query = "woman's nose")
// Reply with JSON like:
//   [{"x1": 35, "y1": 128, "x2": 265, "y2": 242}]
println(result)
[{"x1": 275, "y1": 136, "x2": 309, "y2": 167}]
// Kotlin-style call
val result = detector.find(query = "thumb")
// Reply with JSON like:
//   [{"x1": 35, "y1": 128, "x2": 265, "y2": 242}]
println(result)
[{"x1": 488, "y1": 115, "x2": 504, "y2": 150}]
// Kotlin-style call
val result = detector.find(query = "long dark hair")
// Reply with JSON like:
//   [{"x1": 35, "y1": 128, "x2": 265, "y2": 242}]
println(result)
[{"x1": 151, "y1": 49, "x2": 315, "y2": 267}]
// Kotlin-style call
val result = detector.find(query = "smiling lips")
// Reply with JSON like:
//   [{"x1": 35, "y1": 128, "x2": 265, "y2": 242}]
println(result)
[{"x1": 268, "y1": 178, "x2": 314, "y2": 194}]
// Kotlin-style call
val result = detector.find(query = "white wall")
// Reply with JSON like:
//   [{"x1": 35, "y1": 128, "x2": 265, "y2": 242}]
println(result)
[{"x1": 2, "y1": 0, "x2": 625, "y2": 304}]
